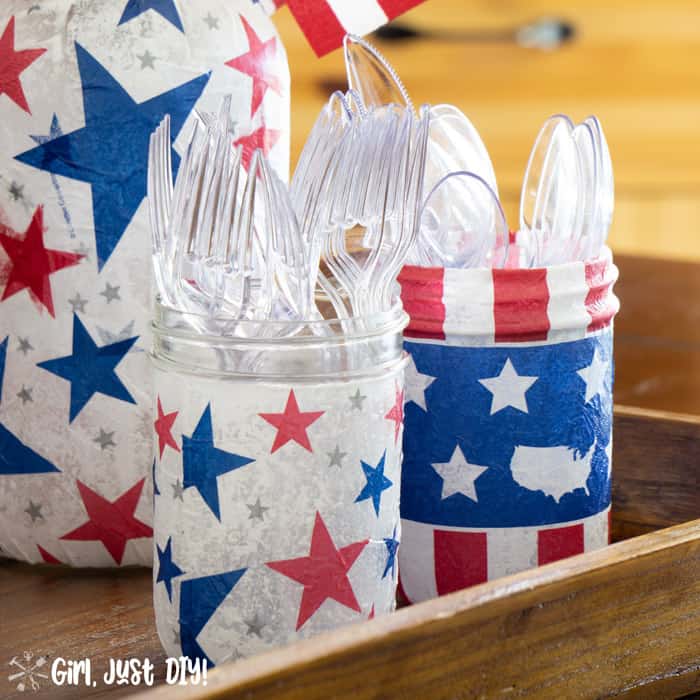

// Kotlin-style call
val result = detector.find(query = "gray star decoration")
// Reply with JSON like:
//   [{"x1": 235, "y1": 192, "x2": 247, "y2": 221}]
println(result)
[
  {"x1": 74, "y1": 242, "x2": 90, "y2": 261},
  {"x1": 137, "y1": 50, "x2": 156, "y2": 69},
  {"x1": 349, "y1": 388, "x2": 367, "y2": 411},
  {"x1": 172, "y1": 480, "x2": 185, "y2": 501},
  {"x1": 94, "y1": 429, "x2": 116, "y2": 450},
  {"x1": 18, "y1": 337, "x2": 33, "y2": 355},
  {"x1": 100, "y1": 282, "x2": 121, "y2": 303},
  {"x1": 327, "y1": 444, "x2": 347, "y2": 468},
  {"x1": 8, "y1": 181, "x2": 24, "y2": 201},
  {"x1": 203, "y1": 13, "x2": 219, "y2": 29},
  {"x1": 68, "y1": 292, "x2": 87, "y2": 313},
  {"x1": 247, "y1": 497, "x2": 269, "y2": 522},
  {"x1": 97, "y1": 321, "x2": 136, "y2": 345},
  {"x1": 17, "y1": 386, "x2": 33, "y2": 404},
  {"x1": 244, "y1": 613, "x2": 265, "y2": 638},
  {"x1": 25, "y1": 500, "x2": 44, "y2": 523}
]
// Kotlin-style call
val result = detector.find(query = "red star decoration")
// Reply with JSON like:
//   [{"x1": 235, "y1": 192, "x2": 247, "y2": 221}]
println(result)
[
  {"x1": 37, "y1": 545, "x2": 62, "y2": 565},
  {"x1": 0, "y1": 16, "x2": 46, "y2": 114},
  {"x1": 0, "y1": 207, "x2": 83, "y2": 317},
  {"x1": 60, "y1": 479, "x2": 153, "y2": 565},
  {"x1": 259, "y1": 389, "x2": 324, "y2": 453},
  {"x1": 233, "y1": 124, "x2": 281, "y2": 170},
  {"x1": 368, "y1": 605, "x2": 375, "y2": 619},
  {"x1": 226, "y1": 16, "x2": 282, "y2": 118},
  {"x1": 384, "y1": 382, "x2": 405, "y2": 444},
  {"x1": 267, "y1": 512, "x2": 368, "y2": 630},
  {"x1": 154, "y1": 396, "x2": 180, "y2": 458}
]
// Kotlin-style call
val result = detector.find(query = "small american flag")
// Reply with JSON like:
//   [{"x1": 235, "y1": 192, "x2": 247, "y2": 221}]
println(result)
[
  {"x1": 284, "y1": 0, "x2": 427, "y2": 56},
  {"x1": 397, "y1": 250, "x2": 619, "y2": 603}
]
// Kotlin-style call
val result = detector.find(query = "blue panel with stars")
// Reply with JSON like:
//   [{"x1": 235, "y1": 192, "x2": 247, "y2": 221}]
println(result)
[
  {"x1": 16, "y1": 44, "x2": 209, "y2": 269},
  {"x1": 182, "y1": 404, "x2": 255, "y2": 522},
  {"x1": 37, "y1": 314, "x2": 138, "y2": 423},
  {"x1": 119, "y1": 0, "x2": 184, "y2": 32},
  {"x1": 402, "y1": 331, "x2": 613, "y2": 528}
]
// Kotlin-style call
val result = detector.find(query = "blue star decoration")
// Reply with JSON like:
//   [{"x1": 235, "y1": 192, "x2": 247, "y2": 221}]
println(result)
[
  {"x1": 355, "y1": 450, "x2": 393, "y2": 516},
  {"x1": 179, "y1": 568, "x2": 247, "y2": 667},
  {"x1": 156, "y1": 536, "x2": 184, "y2": 602},
  {"x1": 119, "y1": 0, "x2": 184, "y2": 33},
  {"x1": 0, "y1": 423, "x2": 61, "y2": 475},
  {"x1": 30, "y1": 113, "x2": 64, "y2": 145},
  {"x1": 182, "y1": 404, "x2": 254, "y2": 521},
  {"x1": 37, "y1": 314, "x2": 138, "y2": 423},
  {"x1": 382, "y1": 525, "x2": 399, "y2": 580},
  {"x1": 0, "y1": 336, "x2": 7, "y2": 403},
  {"x1": 30, "y1": 115, "x2": 76, "y2": 238},
  {"x1": 15, "y1": 44, "x2": 208, "y2": 269}
]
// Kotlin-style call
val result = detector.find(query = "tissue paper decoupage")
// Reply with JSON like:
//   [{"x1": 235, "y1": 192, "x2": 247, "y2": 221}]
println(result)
[
  {"x1": 398, "y1": 249, "x2": 620, "y2": 603},
  {"x1": 0, "y1": 0, "x2": 289, "y2": 566}
]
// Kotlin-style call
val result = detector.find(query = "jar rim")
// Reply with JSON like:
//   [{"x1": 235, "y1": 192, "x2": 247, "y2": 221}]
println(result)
[{"x1": 152, "y1": 296, "x2": 409, "y2": 344}]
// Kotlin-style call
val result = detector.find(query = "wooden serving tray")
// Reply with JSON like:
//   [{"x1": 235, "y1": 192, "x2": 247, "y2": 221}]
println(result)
[
  {"x1": 128, "y1": 406, "x2": 700, "y2": 700},
  {"x1": 1, "y1": 253, "x2": 698, "y2": 699}
]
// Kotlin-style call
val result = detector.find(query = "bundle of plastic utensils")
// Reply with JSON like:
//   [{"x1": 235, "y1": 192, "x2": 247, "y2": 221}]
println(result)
[
  {"x1": 147, "y1": 94, "x2": 431, "y2": 332},
  {"x1": 343, "y1": 34, "x2": 614, "y2": 269}
]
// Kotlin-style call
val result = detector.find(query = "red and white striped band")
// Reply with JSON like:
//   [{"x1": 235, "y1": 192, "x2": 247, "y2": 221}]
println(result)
[{"x1": 398, "y1": 247, "x2": 619, "y2": 345}]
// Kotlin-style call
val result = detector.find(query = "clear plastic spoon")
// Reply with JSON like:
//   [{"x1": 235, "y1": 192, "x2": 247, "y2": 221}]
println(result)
[
  {"x1": 415, "y1": 170, "x2": 507, "y2": 269},
  {"x1": 584, "y1": 115, "x2": 614, "y2": 260},
  {"x1": 520, "y1": 114, "x2": 582, "y2": 266}
]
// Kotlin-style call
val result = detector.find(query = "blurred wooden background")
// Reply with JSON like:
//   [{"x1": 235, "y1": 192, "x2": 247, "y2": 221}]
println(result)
[{"x1": 275, "y1": 0, "x2": 700, "y2": 263}]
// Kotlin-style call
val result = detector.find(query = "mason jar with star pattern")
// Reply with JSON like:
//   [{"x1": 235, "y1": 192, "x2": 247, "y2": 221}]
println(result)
[
  {"x1": 397, "y1": 247, "x2": 620, "y2": 604},
  {"x1": 0, "y1": 0, "x2": 289, "y2": 566},
  {"x1": 150, "y1": 299, "x2": 408, "y2": 663}
]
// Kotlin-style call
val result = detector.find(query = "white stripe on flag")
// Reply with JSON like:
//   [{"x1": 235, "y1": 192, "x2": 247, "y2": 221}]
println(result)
[
  {"x1": 399, "y1": 518, "x2": 437, "y2": 602},
  {"x1": 443, "y1": 267, "x2": 495, "y2": 345},
  {"x1": 486, "y1": 528, "x2": 537, "y2": 580},
  {"x1": 584, "y1": 506, "x2": 610, "y2": 551},
  {"x1": 546, "y1": 261, "x2": 590, "y2": 342},
  {"x1": 326, "y1": 0, "x2": 388, "y2": 36}
]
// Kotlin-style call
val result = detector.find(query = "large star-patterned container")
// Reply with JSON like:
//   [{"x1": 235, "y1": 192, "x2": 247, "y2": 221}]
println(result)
[
  {"x1": 397, "y1": 249, "x2": 620, "y2": 603},
  {"x1": 0, "y1": 0, "x2": 289, "y2": 566},
  {"x1": 151, "y1": 304, "x2": 408, "y2": 663}
]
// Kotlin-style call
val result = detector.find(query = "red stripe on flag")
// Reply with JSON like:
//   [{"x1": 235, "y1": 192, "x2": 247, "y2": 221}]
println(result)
[
  {"x1": 493, "y1": 268, "x2": 550, "y2": 342},
  {"x1": 537, "y1": 524, "x2": 584, "y2": 565},
  {"x1": 398, "y1": 266, "x2": 446, "y2": 340},
  {"x1": 585, "y1": 257, "x2": 617, "y2": 332},
  {"x1": 434, "y1": 530, "x2": 487, "y2": 594},
  {"x1": 285, "y1": 0, "x2": 346, "y2": 57},
  {"x1": 376, "y1": 0, "x2": 426, "y2": 19}
]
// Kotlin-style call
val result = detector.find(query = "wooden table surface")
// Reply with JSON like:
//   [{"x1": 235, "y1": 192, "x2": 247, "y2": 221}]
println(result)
[{"x1": 3, "y1": 0, "x2": 700, "y2": 697}]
